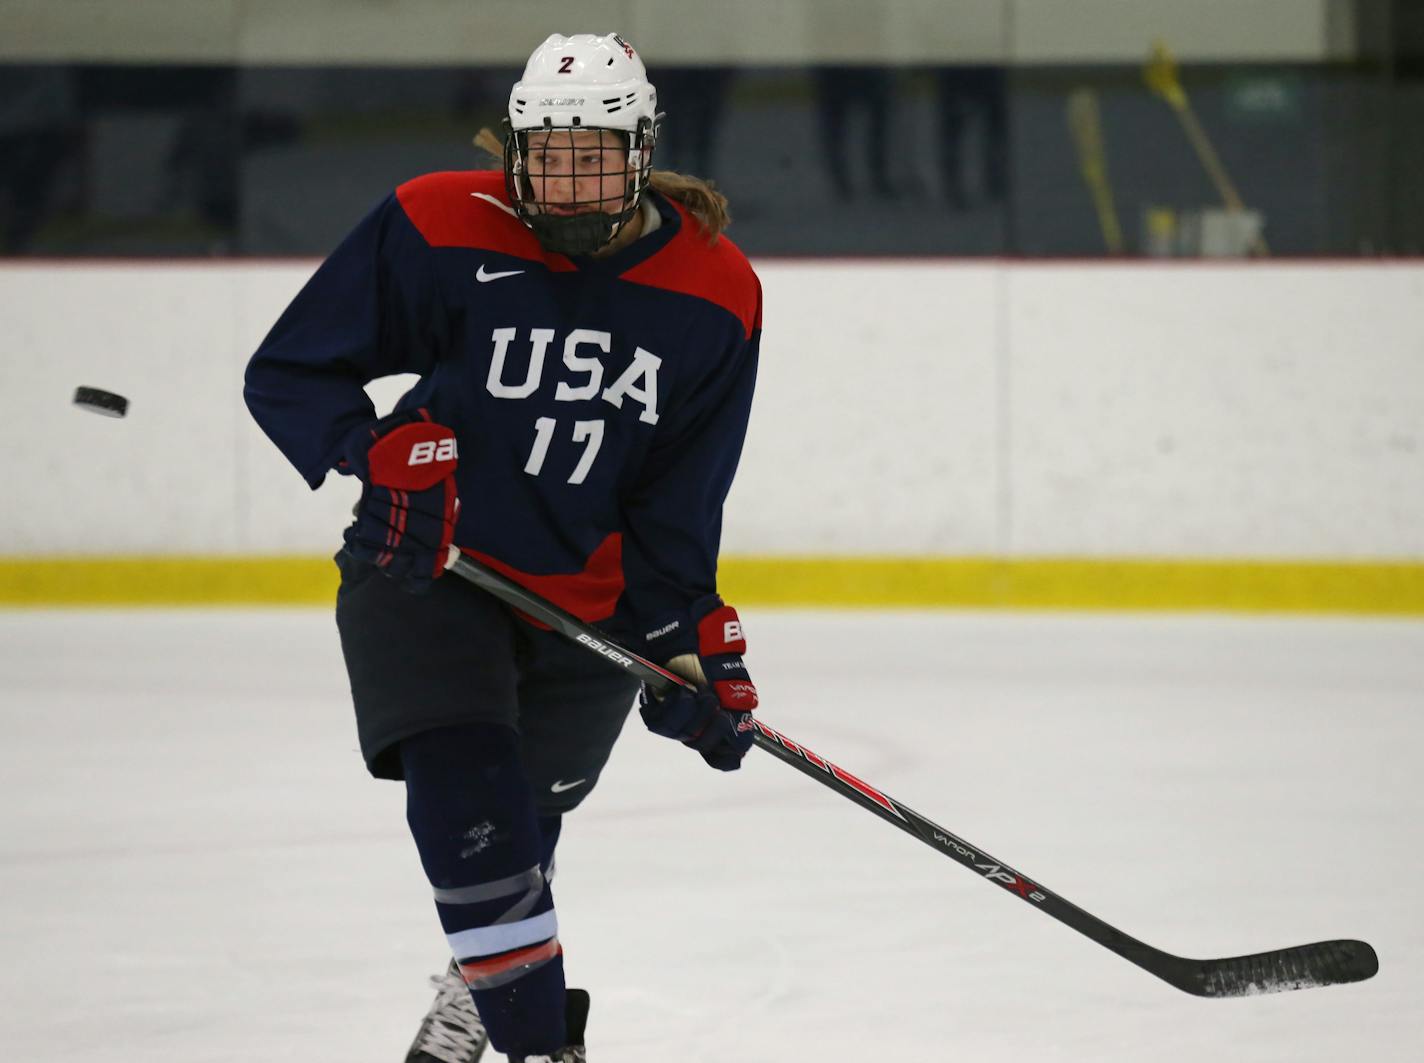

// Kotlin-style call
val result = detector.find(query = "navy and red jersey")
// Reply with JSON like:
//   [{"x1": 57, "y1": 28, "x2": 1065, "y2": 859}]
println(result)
[{"x1": 244, "y1": 170, "x2": 761, "y2": 657}]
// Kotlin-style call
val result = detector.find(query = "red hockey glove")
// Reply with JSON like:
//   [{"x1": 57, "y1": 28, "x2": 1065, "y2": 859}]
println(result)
[
  {"x1": 639, "y1": 596, "x2": 759, "y2": 771},
  {"x1": 341, "y1": 409, "x2": 459, "y2": 594}
]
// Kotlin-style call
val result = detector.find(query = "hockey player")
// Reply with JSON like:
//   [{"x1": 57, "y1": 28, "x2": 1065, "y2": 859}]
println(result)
[{"x1": 244, "y1": 33, "x2": 762, "y2": 1063}]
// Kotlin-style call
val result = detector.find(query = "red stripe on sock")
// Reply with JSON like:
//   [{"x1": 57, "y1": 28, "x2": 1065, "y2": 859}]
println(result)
[{"x1": 457, "y1": 938, "x2": 562, "y2": 984}]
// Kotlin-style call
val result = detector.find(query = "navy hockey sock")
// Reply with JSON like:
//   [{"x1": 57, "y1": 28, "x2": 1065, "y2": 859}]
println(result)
[
  {"x1": 538, "y1": 814, "x2": 562, "y2": 875},
  {"x1": 401, "y1": 724, "x2": 567, "y2": 1058}
]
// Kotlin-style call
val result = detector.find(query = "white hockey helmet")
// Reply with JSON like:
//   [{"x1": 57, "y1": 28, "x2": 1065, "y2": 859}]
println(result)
[
  {"x1": 503, "y1": 33, "x2": 661, "y2": 255},
  {"x1": 509, "y1": 32, "x2": 659, "y2": 133}
]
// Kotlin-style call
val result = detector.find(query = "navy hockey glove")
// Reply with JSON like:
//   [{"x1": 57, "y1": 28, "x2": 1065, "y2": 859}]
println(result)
[
  {"x1": 639, "y1": 596, "x2": 759, "y2": 771},
  {"x1": 341, "y1": 409, "x2": 460, "y2": 594}
]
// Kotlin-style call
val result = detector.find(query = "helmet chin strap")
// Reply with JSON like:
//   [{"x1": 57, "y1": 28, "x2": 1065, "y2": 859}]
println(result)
[{"x1": 525, "y1": 209, "x2": 621, "y2": 257}]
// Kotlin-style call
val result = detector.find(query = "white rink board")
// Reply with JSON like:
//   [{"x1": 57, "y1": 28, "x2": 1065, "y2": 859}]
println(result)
[
  {"x1": 740, "y1": 262, "x2": 1002, "y2": 553},
  {"x1": 1005, "y1": 265, "x2": 1424, "y2": 557},
  {"x1": 1, "y1": 260, "x2": 1421, "y2": 559}
]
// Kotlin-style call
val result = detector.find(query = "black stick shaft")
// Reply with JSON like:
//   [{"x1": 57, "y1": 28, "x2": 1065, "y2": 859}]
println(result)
[{"x1": 443, "y1": 551, "x2": 1377, "y2": 997}]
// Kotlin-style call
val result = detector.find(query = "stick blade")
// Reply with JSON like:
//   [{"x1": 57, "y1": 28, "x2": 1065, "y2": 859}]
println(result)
[{"x1": 1173, "y1": 939, "x2": 1378, "y2": 998}]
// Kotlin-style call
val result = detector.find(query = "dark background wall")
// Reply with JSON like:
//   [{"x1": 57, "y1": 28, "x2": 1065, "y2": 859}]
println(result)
[{"x1": 2, "y1": 0, "x2": 1421, "y2": 257}]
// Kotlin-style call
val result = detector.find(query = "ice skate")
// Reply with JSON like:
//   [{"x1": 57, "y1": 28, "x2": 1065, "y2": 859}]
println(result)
[
  {"x1": 405, "y1": 960, "x2": 489, "y2": 1063},
  {"x1": 512, "y1": 988, "x2": 590, "y2": 1063}
]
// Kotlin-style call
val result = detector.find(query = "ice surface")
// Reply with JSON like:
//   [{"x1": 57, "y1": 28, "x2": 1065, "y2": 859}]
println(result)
[{"x1": 1, "y1": 608, "x2": 1420, "y2": 1061}]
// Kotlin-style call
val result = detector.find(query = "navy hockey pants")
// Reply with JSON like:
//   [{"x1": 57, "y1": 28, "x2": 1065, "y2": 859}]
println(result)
[{"x1": 333, "y1": 551, "x2": 640, "y2": 813}]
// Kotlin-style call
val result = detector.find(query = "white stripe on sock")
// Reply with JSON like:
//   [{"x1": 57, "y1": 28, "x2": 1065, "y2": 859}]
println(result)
[{"x1": 446, "y1": 909, "x2": 558, "y2": 959}]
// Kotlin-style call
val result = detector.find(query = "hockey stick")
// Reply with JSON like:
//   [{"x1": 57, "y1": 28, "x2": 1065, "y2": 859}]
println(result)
[
  {"x1": 1066, "y1": 89, "x2": 1124, "y2": 254},
  {"x1": 443, "y1": 549, "x2": 1378, "y2": 997},
  {"x1": 1144, "y1": 40, "x2": 1270, "y2": 256}
]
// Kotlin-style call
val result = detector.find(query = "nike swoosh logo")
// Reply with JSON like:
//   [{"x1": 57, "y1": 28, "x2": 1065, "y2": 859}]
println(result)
[
  {"x1": 550, "y1": 779, "x2": 586, "y2": 793},
  {"x1": 477, "y1": 265, "x2": 525, "y2": 283}
]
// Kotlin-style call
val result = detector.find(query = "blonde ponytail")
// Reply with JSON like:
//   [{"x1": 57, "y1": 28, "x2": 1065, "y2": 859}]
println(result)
[
  {"x1": 471, "y1": 126, "x2": 732, "y2": 242},
  {"x1": 472, "y1": 127, "x2": 503, "y2": 160},
  {"x1": 648, "y1": 169, "x2": 730, "y2": 242}
]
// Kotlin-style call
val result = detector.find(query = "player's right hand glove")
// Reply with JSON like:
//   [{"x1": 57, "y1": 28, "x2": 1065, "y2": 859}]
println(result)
[
  {"x1": 638, "y1": 596, "x2": 759, "y2": 771},
  {"x1": 340, "y1": 408, "x2": 460, "y2": 594}
]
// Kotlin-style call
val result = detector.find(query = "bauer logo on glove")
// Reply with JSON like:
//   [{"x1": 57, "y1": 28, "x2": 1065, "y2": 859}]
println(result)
[
  {"x1": 638, "y1": 595, "x2": 759, "y2": 771},
  {"x1": 343, "y1": 409, "x2": 462, "y2": 593},
  {"x1": 406, "y1": 436, "x2": 457, "y2": 466}
]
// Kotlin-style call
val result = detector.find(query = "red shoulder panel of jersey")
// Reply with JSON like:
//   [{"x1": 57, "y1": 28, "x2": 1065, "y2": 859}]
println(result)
[
  {"x1": 459, "y1": 533, "x2": 624, "y2": 626},
  {"x1": 396, "y1": 170, "x2": 575, "y2": 270},
  {"x1": 618, "y1": 200, "x2": 762, "y2": 339}
]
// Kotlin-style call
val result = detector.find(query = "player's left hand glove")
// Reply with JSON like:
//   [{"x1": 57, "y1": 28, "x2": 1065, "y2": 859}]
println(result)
[
  {"x1": 638, "y1": 596, "x2": 759, "y2": 771},
  {"x1": 341, "y1": 409, "x2": 460, "y2": 594}
]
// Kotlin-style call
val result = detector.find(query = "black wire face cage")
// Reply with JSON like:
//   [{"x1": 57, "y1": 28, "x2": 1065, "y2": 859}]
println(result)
[{"x1": 503, "y1": 117, "x2": 658, "y2": 256}]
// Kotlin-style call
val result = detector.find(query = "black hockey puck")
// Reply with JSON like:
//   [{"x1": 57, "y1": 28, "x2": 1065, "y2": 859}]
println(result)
[{"x1": 73, "y1": 386, "x2": 129, "y2": 418}]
